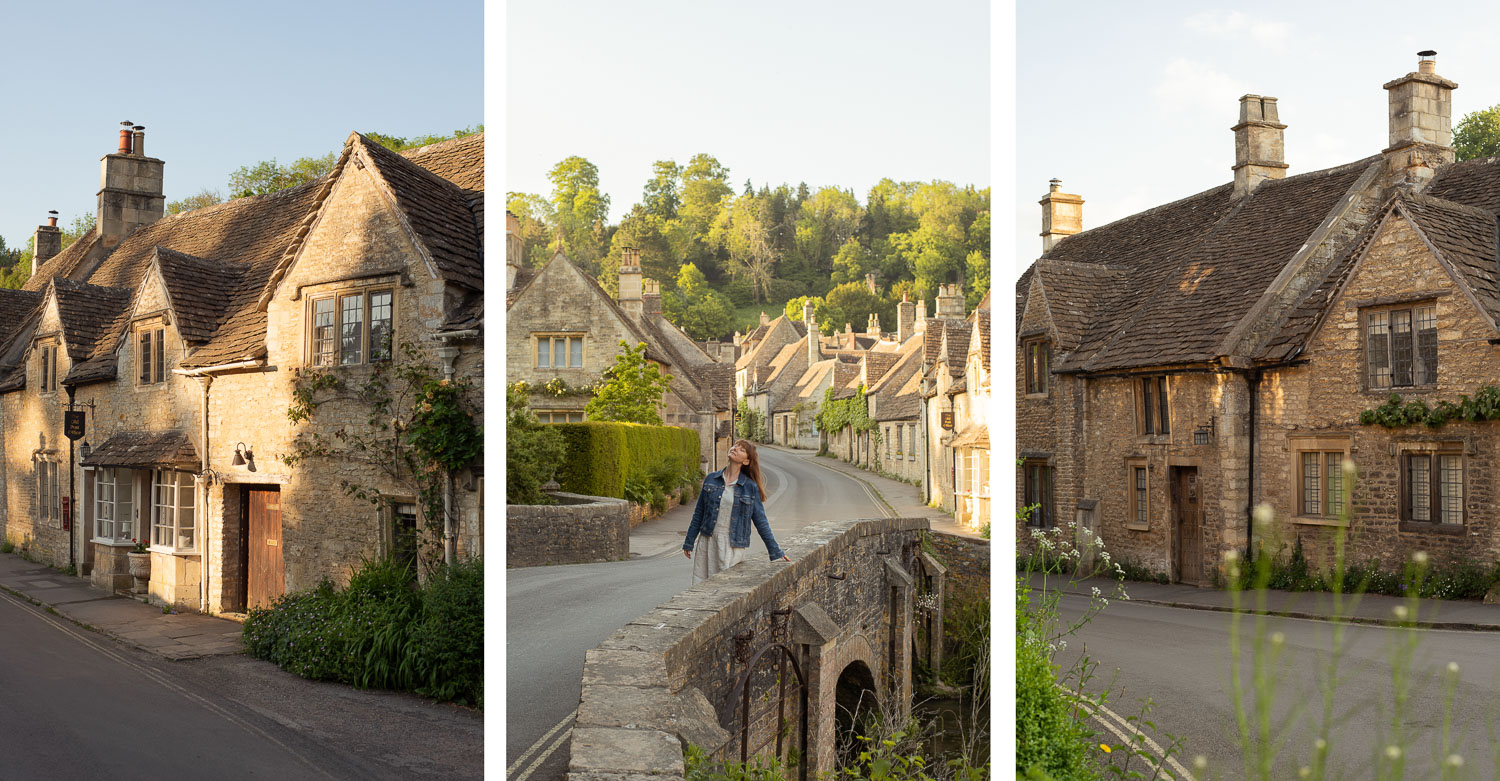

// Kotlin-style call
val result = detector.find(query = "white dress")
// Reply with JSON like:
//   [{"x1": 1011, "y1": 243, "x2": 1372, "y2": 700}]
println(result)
[{"x1": 692, "y1": 487, "x2": 746, "y2": 584}]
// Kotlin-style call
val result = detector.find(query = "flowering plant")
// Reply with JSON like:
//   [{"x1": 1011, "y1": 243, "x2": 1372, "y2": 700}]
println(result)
[{"x1": 130, "y1": 538, "x2": 148, "y2": 554}]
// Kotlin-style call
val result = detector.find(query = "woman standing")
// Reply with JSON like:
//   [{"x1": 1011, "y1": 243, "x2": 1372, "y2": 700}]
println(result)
[{"x1": 683, "y1": 439, "x2": 790, "y2": 583}]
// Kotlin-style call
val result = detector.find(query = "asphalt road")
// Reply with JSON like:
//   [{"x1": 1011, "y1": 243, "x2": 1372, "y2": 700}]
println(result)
[
  {"x1": 506, "y1": 447, "x2": 887, "y2": 780},
  {"x1": 1054, "y1": 592, "x2": 1500, "y2": 780},
  {"x1": 0, "y1": 587, "x2": 481, "y2": 779}
]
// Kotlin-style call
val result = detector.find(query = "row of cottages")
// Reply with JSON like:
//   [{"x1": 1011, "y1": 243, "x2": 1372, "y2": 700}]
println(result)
[
  {"x1": 0, "y1": 126, "x2": 484, "y2": 612},
  {"x1": 504, "y1": 241, "x2": 735, "y2": 471},
  {"x1": 740, "y1": 284, "x2": 991, "y2": 530},
  {"x1": 1017, "y1": 51, "x2": 1500, "y2": 583}
]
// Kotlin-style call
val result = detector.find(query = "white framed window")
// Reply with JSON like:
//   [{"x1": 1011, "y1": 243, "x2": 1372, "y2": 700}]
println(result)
[
  {"x1": 36, "y1": 459, "x2": 60, "y2": 526},
  {"x1": 151, "y1": 470, "x2": 196, "y2": 552},
  {"x1": 137, "y1": 326, "x2": 165, "y2": 385},
  {"x1": 534, "y1": 334, "x2": 584, "y2": 369},
  {"x1": 309, "y1": 288, "x2": 395, "y2": 367},
  {"x1": 907, "y1": 424, "x2": 917, "y2": 461},
  {"x1": 94, "y1": 468, "x2": 135, "y2": 543}
]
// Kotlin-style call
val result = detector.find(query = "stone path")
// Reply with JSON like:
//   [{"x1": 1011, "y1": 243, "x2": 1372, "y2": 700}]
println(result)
[{"x1": 0, "y1": 553, "x2": 244, "y2": 660}]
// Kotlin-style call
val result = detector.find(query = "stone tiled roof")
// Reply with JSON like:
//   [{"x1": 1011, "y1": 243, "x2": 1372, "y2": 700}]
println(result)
[
  {"x1": 399, "y1": 133, "x2": 484, "y2": 193},
  {"x1": 440, "y1": 293, "x2": 483, "y2": 333},
  {"x1": 22, "y1": 230, "x2": 101, "y2": 292},
  {"x1": 52, "y1": 278, "x2": 132, "y2": 364},
  {"x1": 0, "y1": 289, "x2": 43, "y2": 347},
  {"x1": 1427, "y1": 154, "x2": 1500, "y2": 215},
  {"x1": 1031, "y1": 261, "x2": 1126, "y2": 353},
  {"x1": 155, "y1": 248, "x2": 249, "y2": 344},
  {"x1": 831, "y1": 361, "x2": 860, "y2": 400},
  {"x1": 946, "y1": 376, "x2": 968, "y2": 396},
  {"x1": 508, "y1": 265, "x2": 540, "y2": 308},
  {"x1": 1258, "y1": 214, "x2": 1385, "y2": 363},
  {"x1": 870, "y1": 339, "x2": 924, "y2": 422},
  {"x1": 704, "y1": 363, "x2": 736, "y2": 411},
  {"x1": 974, "y1": 309, "x2": 990, "y2": 371},
  {"x1": 1400, "y1": 195, "x2": 1500, "y2": 328},
  {"x1": 358, "y1": 134, "x2": 483, "y2": 291},
  {"x1": 81, "y1": 430, "x2": 200, "y2": 471},
  {"x1": 863, "y1": 351, "x2": 901, "y2": 386},
  {"x1": 1016, "y1": 264, "x2": 1035, "y2": 332}
]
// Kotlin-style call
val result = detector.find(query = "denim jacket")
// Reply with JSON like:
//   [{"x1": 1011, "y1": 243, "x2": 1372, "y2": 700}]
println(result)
[{"x1": 682, "y1": 468, "x2": 785, "y2": 561}]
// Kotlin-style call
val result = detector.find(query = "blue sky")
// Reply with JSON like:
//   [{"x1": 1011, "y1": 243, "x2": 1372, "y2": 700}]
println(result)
[
  {"x1": 1014, "y1": 1, "x2": 1500, "y2": 275},
  {"x1": 506, "y1": 0, "x2": 990, "y2": 223},
  {"x1": 0, "y1": 0, "x2": 482, "y2": 253}
]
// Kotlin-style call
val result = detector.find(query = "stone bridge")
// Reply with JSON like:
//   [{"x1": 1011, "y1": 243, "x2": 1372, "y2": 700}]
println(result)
[{"x1": 567, "y1": 516, "x2": 957, "y2": 778}]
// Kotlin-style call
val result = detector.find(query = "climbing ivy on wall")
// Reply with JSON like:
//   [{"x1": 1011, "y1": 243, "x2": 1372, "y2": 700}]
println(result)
[
  {"x1": 1358, "y1": 385, "x2": 1500, "y2": 428},
  {"x1": 815, "y1": 384, "x2": 875, "y2": 433}
]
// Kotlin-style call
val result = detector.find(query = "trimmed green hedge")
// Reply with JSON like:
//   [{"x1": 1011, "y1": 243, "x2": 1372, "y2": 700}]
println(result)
[{"x1": 551, "y1": 421, "x2": 700, "y2": 499}]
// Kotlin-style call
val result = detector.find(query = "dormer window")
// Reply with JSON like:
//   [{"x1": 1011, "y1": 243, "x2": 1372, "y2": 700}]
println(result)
[{"x1": 138, "y1": 326, "x2": 165, "y2": 385}]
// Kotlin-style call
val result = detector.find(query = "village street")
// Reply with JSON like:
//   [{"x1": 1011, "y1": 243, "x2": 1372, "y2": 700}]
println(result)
[
  {"x1": 1053, "y1": 589, "x2": 1500, "y2": 779},
  {"x1": 0, "y1": 584, "x2": 482, "y2": 779},
  {"x1": 506, "y1": 445, "x2": 952, "y2": 780}
]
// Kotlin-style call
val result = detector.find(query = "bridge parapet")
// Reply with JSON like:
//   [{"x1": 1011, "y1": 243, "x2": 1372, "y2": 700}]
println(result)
[{"x1": 568, "y1": 516, "x2": 932, "y2": 779}]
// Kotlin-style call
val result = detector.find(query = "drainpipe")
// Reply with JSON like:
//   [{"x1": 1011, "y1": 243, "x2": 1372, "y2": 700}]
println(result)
[
  {"x1": 199, "y1": 375, "x2": 212, "y2": 614},
  {"x1": 1245, "y1": 369, "x2": 1260, "y2": 560},
  {"x1": 67, "y1": 386, "x2": 77, "y2": 572}
]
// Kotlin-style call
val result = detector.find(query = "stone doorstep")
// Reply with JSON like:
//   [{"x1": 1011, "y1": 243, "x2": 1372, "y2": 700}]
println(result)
[{"x1": 567, "y1": 727, "x2": 684, "y2": 775}]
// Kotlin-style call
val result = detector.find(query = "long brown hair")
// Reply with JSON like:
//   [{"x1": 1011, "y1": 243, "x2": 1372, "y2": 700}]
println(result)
[{"x1": 733, "y1": 439, "x2": 768, "y2": 501}]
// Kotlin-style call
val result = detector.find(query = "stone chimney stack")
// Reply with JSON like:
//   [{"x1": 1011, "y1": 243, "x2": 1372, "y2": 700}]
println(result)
[
  {"x1": 866, "y1": 313, "x2": 881, "y2": 338},
  {"x1": 1384, "y1": 50, "x2": 1457, "y2": 189},
  {"x1": 760, "y1": 311, "x2": 770, "y2": 327},
  {"x1": 1232, "y1": 95, "x2": 1288, "y2": 199},
  {"x1": 33, "y1": 211, "x2": 62, "y2": 271},
  {"x1": 1039, "y1": 178, "x2": 1084, "y2": 252},
  {"x1": 844, "y1": 322, "x2": 854, "y2": 350},
  {"x1": 935, "y1": 283, "x2": 965, "y2": 319},
  {"x1": 642, "y1": 278, "x2": 661, "y2": 317},
  {"x1": 897, "y1": 294, "x2": 915, "y2": 343},
  {"x1": 618, "y1": 247, "x2": 643, "y2": 316},
  {"x1": 916, "y1": 299, "x2": 928, "y2": 333},
  {"x1": 98, "y1": 121, "x2": 164, "y2": 248}
]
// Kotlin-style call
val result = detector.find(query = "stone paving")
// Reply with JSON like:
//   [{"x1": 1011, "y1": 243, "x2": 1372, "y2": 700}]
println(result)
[{"x1": 0, "y1": 552, "x2": 244, "y2": 660}]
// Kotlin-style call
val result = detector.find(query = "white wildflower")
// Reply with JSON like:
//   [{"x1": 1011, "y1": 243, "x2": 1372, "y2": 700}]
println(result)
[
  {"x1": 1413, "y1": 550, "x2": 1430, "y2": 566},
  {"x1": 1446, "y1": 754, "x2": 1464, "y2": 768},
  {"x1": 1092, "y1": 586, "x2": 1102, "y2": 598},
  {"x1": 1393, "y1": 605, "x2": 1409, "y2": 620},
  {"x1": 1298, "y1": 767, "x2": 1311, "y2": 779},
  {"x1": 1193, "y1": 756, "x2": 1208, "y2": 771},
  {"x1": 1253, "y1": 503, "x2": 1275, "y2": 528},
  {"x1": 1315, "y1": 738, "x2": 1327, "y2": 753},
  {"x1": 1342, "y1": 457, "x2": 1358, "y2": 479},
  {"x1": 1385, "y1": 745, "x2": 1402, "y2": 761},
  {"x1": 1100, "y1": 551, "x2": 1112, "y2": 562},
  {"x1": 1225, "y1": 550, "x2": 1240, "y2": 563},
  {"x1": 1271, "y1": 632, "x2": 1285, "y2": 648},
  {"x1": 1448, "y1": 661, "x2": 1460, "y2": 675}
]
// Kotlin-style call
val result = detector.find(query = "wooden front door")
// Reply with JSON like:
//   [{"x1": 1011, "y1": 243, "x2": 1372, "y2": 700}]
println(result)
[
  {"x1": 1174, "y1": 468, "x2": 1203, "y2": 585},
  {"x1": 247, "y1": 487, "x2": 284, "y2": 610}
]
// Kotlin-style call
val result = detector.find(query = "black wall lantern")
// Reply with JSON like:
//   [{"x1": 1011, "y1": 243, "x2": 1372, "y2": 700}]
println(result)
[
  {"x1": 232, "y1": 442, "x2": 256, "y2": 471},
  {"x1": 1193, "y1": 417, "x2": 1216, "y2": 446}
]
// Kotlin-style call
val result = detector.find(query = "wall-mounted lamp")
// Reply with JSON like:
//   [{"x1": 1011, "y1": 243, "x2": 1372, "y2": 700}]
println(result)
[
  {"x1": 79, "y1": 440, "x2": 92, "y2": 461},
  {"x1": 232, "y1": 442, "x2": 256, "y2": 471},
  {"x1": 1193, "y1": 417, "x2": 1217, "y2": 446}
]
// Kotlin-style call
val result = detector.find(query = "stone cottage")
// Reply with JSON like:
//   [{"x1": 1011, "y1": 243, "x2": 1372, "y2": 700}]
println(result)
[
  {"x1": 506, "y1": 246, "x2": 734, "y2": 470},
  {"x1": 0, "y1": 126, "x2": 484, "y2": 612},
  {"x1": 1018, "y1": 51, "x2": 1500, "y2": 582}
]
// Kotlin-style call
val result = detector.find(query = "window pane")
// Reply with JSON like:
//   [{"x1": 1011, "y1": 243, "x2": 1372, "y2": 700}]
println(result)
[
  {"x1": 1409, "y1": 455, "x2": 1431, "y2": 522},
  {"x1": 119, "y1": 472, "x2": 133, "y2": 541},
  {"x1": 1325, "y1": 454, "x2": 1345, "y2": 517},
  {"x1": 1135, "y1": 467, "x2": 1147, "y2": 524},
  {"x1": 1368, "y1": 312, "x2": 1391, "y2": 388},
  {"x1": 370, "y1": 291, "x2": 393, "y2": 361},
  {"x1": 1040, "y1": 344, "x2": 1049, "y2": 392},
  {"x1": 340, "y1": 294, "x2": 364, "y2": 365},
  {"x1": 1439, "y1": 455, "x2": 1463, "y2": 524},
  {"x1": 554, "y1": 338, "x2": 565, "y2": 369},
  {"x1": 536, "y1": 338, "x2": 549, "y2": 368},
  {"x1": 1416, "y1": 306, "x2": 1437, "y2": 385},
  {"x1": 1156, "y1": 377, "x2": 1170, "y2": 435},
  {"x1": 1141, "y1": 378, "x2": 1154, "y2": 434},
  {"x1": 177, "y1": 473, "x2": 195, "y2": 550},
  {"x1": 1302, "y1": 452, "x2": 1321, "y2": 515},
  {"x1": 139, "y1": 332, "x2": 151, "y2": 384},
  {"x1": 1391, "y1": 309, "x2": 1413, "y2": 387},
  {"x1": 154, "y1": 329, "x2": 164, "y2": 383},
  {"x1": 570, "y1": 337, "x2": 582, "y2": 368},
  {"x1": 314, "y1": 299, "x2": 336, "y2": 366}
]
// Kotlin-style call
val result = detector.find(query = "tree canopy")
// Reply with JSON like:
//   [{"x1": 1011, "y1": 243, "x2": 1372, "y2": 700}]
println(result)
[
  {"x1": 585, "y1": 341, "x2": 674, "y2": 425},
  {"x1": 1454, "y1": 105, "x2": 1500, "y2": 162}
]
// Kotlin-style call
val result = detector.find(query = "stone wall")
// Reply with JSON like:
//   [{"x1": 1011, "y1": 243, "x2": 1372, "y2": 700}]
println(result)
[
  {"x1": 1257, "y1": 211, "x2": 1500, "y2": 570},
  {"x1": 507, "y1": 492, "x2": 629, "y2": 567},
  {"x1": 570, "y1": 517, "x2": 928, "y2": 779},
  {"x1": 928, "y1": 531, "x2": 990, "y2": 606}
]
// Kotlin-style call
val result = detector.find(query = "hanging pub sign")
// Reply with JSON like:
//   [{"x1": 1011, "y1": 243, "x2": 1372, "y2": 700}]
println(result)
[
  {"x1": 941, "y1": 412, "x2": 954, "y2": 430},
  {"x1": 64, "y1": 411, "x2": 86, "y2": 441}
]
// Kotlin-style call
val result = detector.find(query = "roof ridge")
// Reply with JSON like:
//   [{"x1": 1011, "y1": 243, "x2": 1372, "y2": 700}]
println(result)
[{"x1": 398, "y1": 131, "x2": 483, "y2": 160}]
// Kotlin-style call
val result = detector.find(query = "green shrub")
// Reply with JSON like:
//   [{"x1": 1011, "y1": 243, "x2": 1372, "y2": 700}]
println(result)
[
  {"x1": 1016, "y1": 612, "x2": 1098, "y2": 780},
  {"x1": 0, "y1": 539, "x2": 12, "y2": 554},
  {"x1": 243, "y1": 556, "x2": 482, "y2": 706},
  {"x1": 506, "y1": 384, "x2": 567, "y2": 504},
  {"x1": 551, "y1": 421, "x2": 698, "y2": 499}
]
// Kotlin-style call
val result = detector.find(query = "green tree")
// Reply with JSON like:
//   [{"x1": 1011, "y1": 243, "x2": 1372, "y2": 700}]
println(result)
[
  {"x1": 548, "y1": 156, "x2": 611, "y2": 273},
  {"x1": 674, "y1": 153, "x2": 732, "y2": 268},
  {"x1": 585, "y1": 341, "x2": 673, "y2": 425},
  {"x1": 506, "y1": 384, "x2": 567, "y2": 505},
  {"x1": 600, "y1": 205, "x2": 676, "y2": 298},
  {"x1": 789, "y1": 187, "x2": 862, "y2": 281},
  {"x1": 230, "y1": 153, "x2": 337, "y2": 197},
  {"x1": 662, "y1": 263, "x2": 736, "y2": 340},
  {"x1": 505, "y1": 192, "x2": 556, "y2": 268},
  {"x1": 642, "y1": 160, "x2": 682, "y2": 220},
  {"x1": 711, "y1": 192, "x2": 777, "y2": 302},
  {"x1": 829, "y1": 237, "x2": 873, "y2": 285},
  {"x1": 1454, "y1": 105, "x2": 1500, "y2": 161},
  {"x1": 826, "y1": 281, "x2": 895, "y2": 337},
  {"x1": 363, "y1": 125, "x2": 482, "y2": 154},
  {"x1": 166, "y1": 188, "x2": 225, "y2": 216}
]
